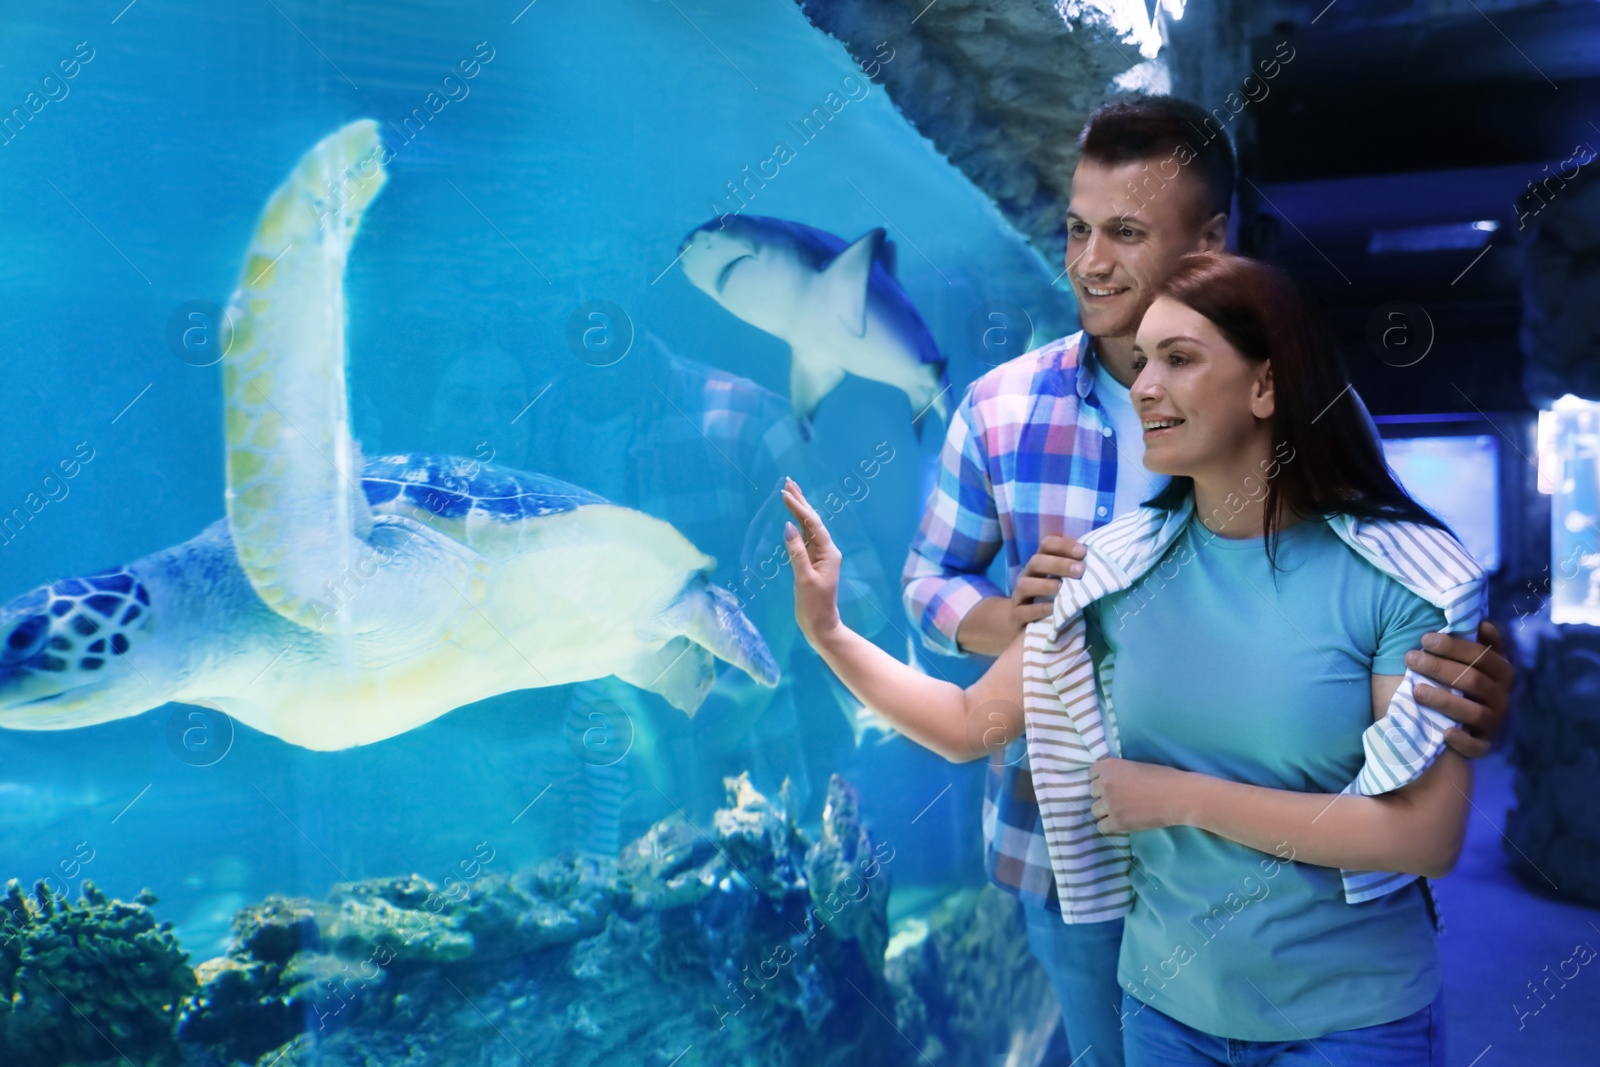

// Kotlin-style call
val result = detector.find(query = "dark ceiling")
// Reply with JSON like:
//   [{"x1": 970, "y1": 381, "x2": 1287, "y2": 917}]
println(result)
[{"x1": 1235, "y1": 0, "x2": 1600, "y2": 416}]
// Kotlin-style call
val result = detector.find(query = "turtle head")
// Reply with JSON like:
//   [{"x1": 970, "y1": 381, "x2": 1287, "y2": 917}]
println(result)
[{"x1": 0, "y1": 568, "x2": 156, "y2": 728}]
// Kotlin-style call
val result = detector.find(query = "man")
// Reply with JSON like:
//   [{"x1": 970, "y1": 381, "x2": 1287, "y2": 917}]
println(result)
[{"x1": 902, "y1": 94, "x2": 1513, "y2": 1067}]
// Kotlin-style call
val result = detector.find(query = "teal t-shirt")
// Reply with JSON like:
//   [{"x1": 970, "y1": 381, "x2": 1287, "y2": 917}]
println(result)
[{"x1": 1088, "y1": 510, "x2": 1448, "y2": 1041}]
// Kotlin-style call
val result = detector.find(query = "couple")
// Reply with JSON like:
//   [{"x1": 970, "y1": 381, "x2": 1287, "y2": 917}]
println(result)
[{"x1": 781, "y1": 95, "x2": 1512, "y2": 1066}]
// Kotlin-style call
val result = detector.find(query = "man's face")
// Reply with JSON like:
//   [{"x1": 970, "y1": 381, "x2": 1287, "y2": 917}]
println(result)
[{"x1": 1065, "y1": 157, "x2": 1216, "y2": 341}]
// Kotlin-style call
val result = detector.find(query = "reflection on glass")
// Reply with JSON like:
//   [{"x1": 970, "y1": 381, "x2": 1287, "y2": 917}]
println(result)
[{"x1": 524, "y1": 328, "x2": 893, "y2": 852}]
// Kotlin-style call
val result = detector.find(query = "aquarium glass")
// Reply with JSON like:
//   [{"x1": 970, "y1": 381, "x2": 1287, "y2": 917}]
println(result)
[{"x1": 0, "y1": 2, "x2": 1080, "y2": 1064}]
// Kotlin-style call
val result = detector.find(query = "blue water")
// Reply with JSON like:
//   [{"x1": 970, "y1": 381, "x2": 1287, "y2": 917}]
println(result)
[{"x1": 0, "y1": 0, "x2": 1072, "y2": 973}]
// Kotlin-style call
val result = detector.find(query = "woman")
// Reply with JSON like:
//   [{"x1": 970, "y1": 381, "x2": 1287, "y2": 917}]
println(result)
[{"x1": 780, "y1": 250, "x2": 1483, "y2": 1065}]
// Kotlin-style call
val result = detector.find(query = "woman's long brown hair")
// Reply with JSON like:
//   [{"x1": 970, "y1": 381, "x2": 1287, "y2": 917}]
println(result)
[{"x1": 1142, "y1": 250, "x2": 1453, "y2": 570}]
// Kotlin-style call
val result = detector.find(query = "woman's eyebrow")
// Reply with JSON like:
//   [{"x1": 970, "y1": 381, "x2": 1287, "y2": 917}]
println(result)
[{"x1": 1157, "y1": 335, "x2": 1204, "y2": 349}]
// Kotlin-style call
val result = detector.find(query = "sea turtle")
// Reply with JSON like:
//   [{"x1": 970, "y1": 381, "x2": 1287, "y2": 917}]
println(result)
[{"x1": 0, "y1": 120, "x2": 780, "y2": 751}]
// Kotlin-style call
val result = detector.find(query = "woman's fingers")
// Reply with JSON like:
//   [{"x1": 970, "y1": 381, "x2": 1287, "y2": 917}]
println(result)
[
  {"x1": 783, "y1": 521, "x2": 813, "y2": 577},
  {"x1": 777, "y1": 483, "x2": 825, "y2": 547},
  {"x1": 782, "y1": 477, "x2": 837, "y2": 557},
  {"x1": 780, "y1": 490, "x2": 819, "y2": 569}
]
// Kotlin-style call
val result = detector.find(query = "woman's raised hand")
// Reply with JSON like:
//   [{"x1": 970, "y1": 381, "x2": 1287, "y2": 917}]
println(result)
[{"x1": 781, "y1": 477, "x2": 844, "y2": 647}]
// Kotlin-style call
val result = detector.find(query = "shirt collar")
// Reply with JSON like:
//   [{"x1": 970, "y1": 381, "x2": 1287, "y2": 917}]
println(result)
[{"x1": 1076, "y1": 332, "x2": 1098, "y2": 400}]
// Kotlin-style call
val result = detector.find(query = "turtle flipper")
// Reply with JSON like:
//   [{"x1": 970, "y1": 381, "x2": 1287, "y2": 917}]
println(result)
[
  {"x1": 658, "y1": 578, "x2": 781, "y2": 691},
  {"x1": 221, "y1": 120, "x2": 386, "y2": 631},
  {"x1": 613, "y1": 637, "x2": 717, "y2": 717}
]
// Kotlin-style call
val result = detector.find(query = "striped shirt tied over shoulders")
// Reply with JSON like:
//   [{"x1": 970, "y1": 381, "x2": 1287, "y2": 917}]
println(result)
[{"x1": 1021, "y1": 491, "x2": 1488, "y2": 925}]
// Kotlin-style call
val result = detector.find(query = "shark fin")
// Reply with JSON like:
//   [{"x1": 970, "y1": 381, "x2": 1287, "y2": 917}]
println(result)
[
  {"x1": 818, "y1": 228, "x2": 884, "y2": 338},
  {"x1": 790, "y1": 353, "x2": 847, "y2": 432},
  {"x1": 877, "y1": 239, "x2": 897, "y2": 278}
]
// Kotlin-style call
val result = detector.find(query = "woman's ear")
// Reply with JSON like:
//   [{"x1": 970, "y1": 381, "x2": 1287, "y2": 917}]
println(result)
[{"x1": 1251, "y1": 360, "x2": 1275, "y2": 420}]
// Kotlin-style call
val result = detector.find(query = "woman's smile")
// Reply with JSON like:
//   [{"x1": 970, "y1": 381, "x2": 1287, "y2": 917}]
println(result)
[{"x1": 1142, "y1": 416, "x2": 1185, "y2": 439}]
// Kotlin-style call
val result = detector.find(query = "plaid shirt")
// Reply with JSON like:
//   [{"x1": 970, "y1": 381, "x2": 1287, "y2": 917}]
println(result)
[{"x1": 903, "y1": 329, "x2": 1136, "y2": 914}]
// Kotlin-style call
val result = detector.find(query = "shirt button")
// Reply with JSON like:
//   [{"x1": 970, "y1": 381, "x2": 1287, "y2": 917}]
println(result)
[
  {"x1": 1101, "y1": 425, "x2": 1113, "y2": 437},
  {"x1": 1097, "y1": 506, "x2": 1108, "y2": 517}
]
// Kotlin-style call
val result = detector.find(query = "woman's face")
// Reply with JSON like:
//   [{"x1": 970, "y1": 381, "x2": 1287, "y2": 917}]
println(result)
[
  {"x1": 1130, "y1": 295, "x2": 1274, "y2": 478},
  {"x1": 428, "y1": 348, "x2": 532, "y2": 468}
]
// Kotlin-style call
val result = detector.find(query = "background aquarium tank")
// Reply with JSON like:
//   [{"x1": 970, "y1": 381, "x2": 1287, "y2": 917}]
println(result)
[
  {"x1": 1378, "y1": 431, "x2": 1502, "y2": 576},
  {"x1": 1545, "y1": 395, "x2": 1600, "y2": 626},
  {"x1": 0, "y1": 2, "x2": 1078, "y2": 1065}
]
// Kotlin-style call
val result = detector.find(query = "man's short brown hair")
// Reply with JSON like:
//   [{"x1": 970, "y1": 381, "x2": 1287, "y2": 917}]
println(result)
[{"x1": 1077, "y1": 94, "x2": 1237, "y2": 227}]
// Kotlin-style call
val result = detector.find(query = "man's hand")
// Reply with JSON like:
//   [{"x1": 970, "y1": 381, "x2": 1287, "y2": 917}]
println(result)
[
  {"x1": 1405, "y1": 620, "x2": 1513, "y2": 759},
  {"x1": 1009, "y1": 535, "x2": 1087, "y2": 628},
  {"x1": 954, "y1": 535, "x2": 1090, "y2": 656}
]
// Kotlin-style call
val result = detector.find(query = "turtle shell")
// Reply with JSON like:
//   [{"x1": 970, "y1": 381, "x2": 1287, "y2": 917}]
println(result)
[{"x1": 360, "y1": 453, "x2": 608, "y2": 524}]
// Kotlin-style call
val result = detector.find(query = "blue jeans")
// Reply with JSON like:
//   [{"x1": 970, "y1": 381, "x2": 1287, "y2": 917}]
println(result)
[
  {"x1": 1022, "y1": 899, "x2": 1125, "y2": 1067},
  {"x1": 1121, "y1": 989, "x2": 1444, "y2": 1067}
]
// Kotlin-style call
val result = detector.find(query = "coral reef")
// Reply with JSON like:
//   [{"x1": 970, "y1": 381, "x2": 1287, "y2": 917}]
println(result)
[
  {"x1": 0, "y1": 774, "x2": 1051, "y2": 1066},
  {"x1": 179, "y1": 773, "x2": 910, "y2": 1066},
  {"x1": 0, "y1": 879, "x2": 196, "y2": 1067}
]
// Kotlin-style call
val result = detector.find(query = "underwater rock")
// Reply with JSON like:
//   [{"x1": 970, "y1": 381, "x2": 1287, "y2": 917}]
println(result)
[
  {"x1": 318, "y1": 890, "x2": 475, "y2": 964},
  {"x1": 794, "y1": 0, "x2": 1143, "y2": 267},
  {"x1": 0, "y1": 879, "x2": 196, "y2": 1067},
  {"x1": 884, "y1": 885, "x2": 1058, "y2": 1067},
  {"x1": 458, "y1": 855, "x2": 623, "y2": 957},
  {"x1": 690, "y1": 772, "x2": 900, "y2": 1045},
  {"x1": 230, "y1": 896, "x2": 320, "y2": 963},
  {"x1": 179, "y1": 880, "x2": 480, "y2": 1062},
  {"x1": 804, "y1": 774, "x2": 889, "y2": 968},
  {"x1": 180, "y1": 953, "x2": 302, "y2": 1064},
  {"x1": 617, "y1": 818, "x2": 717, "y2": 911},
  {"x1": 710, "y1": 771, "x2": 810, "y2": 902}
]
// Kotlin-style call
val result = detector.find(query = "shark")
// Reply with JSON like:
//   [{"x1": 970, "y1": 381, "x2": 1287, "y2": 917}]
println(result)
[{"x1": 679, "y1": 214, "x2": 950, "y2": 441}]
